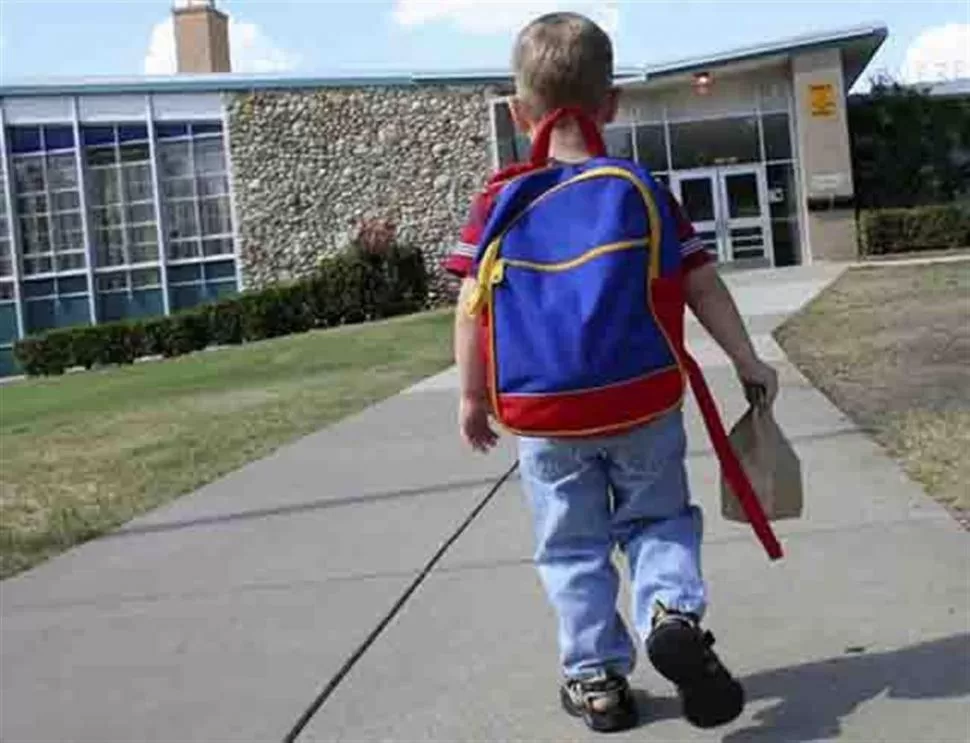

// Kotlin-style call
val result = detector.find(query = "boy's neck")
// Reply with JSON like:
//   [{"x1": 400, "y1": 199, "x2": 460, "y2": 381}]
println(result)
[{"x1": 543, "y1": 120, "x2": 600, "y2": 164}]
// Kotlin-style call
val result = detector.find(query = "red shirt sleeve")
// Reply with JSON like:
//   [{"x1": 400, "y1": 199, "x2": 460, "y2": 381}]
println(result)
[{"x1": 442, "y1": 188, "x2": 495, "y2": 279}]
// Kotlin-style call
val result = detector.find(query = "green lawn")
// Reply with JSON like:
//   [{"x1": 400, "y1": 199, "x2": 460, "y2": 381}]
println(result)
[{"x1": 0, "y1": 310, "x2": 455, "y2": 579}]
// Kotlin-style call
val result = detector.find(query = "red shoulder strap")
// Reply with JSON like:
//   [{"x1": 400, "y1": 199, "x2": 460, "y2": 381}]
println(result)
[{"x1": 530, "y1": 107, "x2": 606, "y2": 165}]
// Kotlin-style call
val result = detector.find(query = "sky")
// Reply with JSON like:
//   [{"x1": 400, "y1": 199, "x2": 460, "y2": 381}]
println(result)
[{"x1": 0, "y1": 0, "x2": 967, "y2": 91}]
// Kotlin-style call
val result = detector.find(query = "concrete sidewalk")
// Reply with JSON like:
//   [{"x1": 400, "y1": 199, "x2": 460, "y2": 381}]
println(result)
[{"x1": 2, "y1": 264, "x2": 968, "y2": 743}]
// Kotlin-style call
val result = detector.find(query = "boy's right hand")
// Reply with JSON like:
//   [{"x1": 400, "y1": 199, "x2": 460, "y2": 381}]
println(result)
[
  {"x1": 736, "y1": 357, "x2": 779, "y2": 409},
  {"x1": 459, "y1": 394, "x2": 499, "y2": 453}
]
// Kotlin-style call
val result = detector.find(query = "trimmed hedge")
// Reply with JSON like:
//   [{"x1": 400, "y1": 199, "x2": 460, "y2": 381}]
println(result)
[
  {"x1": 860, "y1": 204, "x2": 970, "y2": 256},
  {"x1": 13, "y1": 246, "x2": 429, "y2": 377}
]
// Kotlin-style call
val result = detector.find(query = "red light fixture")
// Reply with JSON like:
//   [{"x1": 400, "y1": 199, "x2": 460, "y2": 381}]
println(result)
[{"x1": 693, "y1": 71, "x2": 713, "y2": 95}]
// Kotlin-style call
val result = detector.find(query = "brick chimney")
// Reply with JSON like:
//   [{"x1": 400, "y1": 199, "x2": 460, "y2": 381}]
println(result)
[{"x1": 173, "y1": 0, "x2": 231, "y2": 74}]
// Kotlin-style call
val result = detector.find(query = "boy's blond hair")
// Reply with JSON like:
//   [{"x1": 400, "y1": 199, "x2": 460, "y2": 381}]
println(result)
[{"x1": 512, "y1": 12, "x2": 614, "y2": 117}]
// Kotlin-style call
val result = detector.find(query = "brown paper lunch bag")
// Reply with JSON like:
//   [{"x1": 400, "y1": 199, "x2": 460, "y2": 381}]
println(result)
[{"x1": 721, "y1": 405, "x2": 804, "y2": 522}]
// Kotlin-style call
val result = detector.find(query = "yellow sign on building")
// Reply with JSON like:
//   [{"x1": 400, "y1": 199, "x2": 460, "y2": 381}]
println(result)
[{"x1": 809, "y1": 83, "x2": 837, "y2": 118}]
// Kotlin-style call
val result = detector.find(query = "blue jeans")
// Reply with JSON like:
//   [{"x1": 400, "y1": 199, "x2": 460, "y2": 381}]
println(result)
[{"x1": 517, "y1": 409, "x2": 705, "y2": 680}]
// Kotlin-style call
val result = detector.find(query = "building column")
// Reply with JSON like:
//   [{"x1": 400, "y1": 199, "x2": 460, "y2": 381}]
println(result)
[
  {"x1": 791, "y1": 48, "x2": 859, "y2": 262},
  {"x1": 70, "y1": 96, "x2": 99, "y2": 324},
  {"x1": 145, "y1": 97, "x2": 173, "y2": 316}
]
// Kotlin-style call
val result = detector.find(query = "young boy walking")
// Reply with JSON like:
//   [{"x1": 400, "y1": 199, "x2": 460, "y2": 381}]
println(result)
[{"x1": 445, "y1": 12, "x2": 778, "y2": 734}]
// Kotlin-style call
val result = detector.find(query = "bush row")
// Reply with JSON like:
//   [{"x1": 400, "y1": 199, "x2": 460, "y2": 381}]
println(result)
[
  {"x1": 859, "y1": 204, "x2": 970, "y2": 256},
  {"x1": 14, "y1": 247, "x2": 429, "y2": 377}
]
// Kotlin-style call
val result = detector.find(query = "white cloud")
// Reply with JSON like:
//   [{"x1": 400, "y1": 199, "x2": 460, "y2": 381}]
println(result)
[
  {"x1": 391, "y1": 0, "x2": 619, "y2": 38},
  {"x1": 899, "y1": 24, "x2": 970, "y2": 84},
  {"x1": 144, "y1": 16, "x2": 298, "y2": 75}
]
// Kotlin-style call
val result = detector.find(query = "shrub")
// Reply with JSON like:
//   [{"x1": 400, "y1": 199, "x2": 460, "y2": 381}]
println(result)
[
  {"x1": 94, "y1": 322, "x2": 145, "y2": 366},
  {"x1": 205, "y1": 299, "x2": 244, "y2": 346},
  {"x1": 860, "y1": 204, "x2": 970, "y2": 256},
  {"x1": 13, "y1": 240, "x2": 430, "y2": 376},
  {"x1": 13, "y1": 333, "x2": 73, "y2": 376}
]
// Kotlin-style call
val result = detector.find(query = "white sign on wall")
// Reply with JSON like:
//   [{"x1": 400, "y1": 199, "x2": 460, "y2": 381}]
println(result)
[{"x1": 809, "y1": 172, "x2": 850, "y2": 194}]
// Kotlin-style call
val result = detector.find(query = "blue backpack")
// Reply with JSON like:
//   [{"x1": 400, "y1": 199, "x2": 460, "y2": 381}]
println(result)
[{"x1": 465, "y1": 107, "x2": 783, "y2": 560}]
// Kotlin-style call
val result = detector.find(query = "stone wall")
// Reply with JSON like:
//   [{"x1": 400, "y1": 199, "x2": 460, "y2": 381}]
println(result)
[{"x1": 227, "y1": 85, "x2": 498, "y2": 299}]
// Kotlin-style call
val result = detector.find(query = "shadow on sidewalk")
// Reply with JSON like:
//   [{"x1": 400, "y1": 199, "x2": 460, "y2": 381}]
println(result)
[{"x1": 638, "y1": 633, "x2": 970, "y2": 741}]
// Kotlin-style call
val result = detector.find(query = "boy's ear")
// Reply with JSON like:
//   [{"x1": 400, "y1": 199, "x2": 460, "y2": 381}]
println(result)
[
  {"x1": 509, "y1": 97, "x2": 536, "y2": 135},
  {"x1": 601, "y1": 87, "x2": 621, "y2": 125}
]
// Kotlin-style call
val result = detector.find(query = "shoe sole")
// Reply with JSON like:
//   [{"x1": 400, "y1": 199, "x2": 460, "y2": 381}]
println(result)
[
  {"x1": 647, "y1": 623, "x2": 745, "y2": 729},
  {"x1": 559, "y1": 685, "x2": 639, "y2": 733}
]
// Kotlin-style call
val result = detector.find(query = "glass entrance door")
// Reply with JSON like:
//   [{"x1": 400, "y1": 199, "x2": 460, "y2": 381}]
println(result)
[
  {"x1": 718, "y1": 166, "x2": 771, "y2": 264},
  {"x1": 672, "y1": 166, "x2": 773, "y2": 265},
  {"x1": 673, "y1": 172, "x2": 719, "y2": 259}
]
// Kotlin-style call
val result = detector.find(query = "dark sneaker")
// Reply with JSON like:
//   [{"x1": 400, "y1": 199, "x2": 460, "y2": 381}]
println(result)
[
  {"x1": 559, "y1": 670, "x2": 639, "y2": 733},
  {"x1": 646, "y1": 608, "x2": 744, "y2": 728}
]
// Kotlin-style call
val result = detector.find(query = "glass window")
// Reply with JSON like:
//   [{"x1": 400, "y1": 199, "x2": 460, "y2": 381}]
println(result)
[
  {"x1": 678, "y1": 176, "x2": 716, "y2": 222},
  {"x1": 97, "y1": 272, "x2": 127, "y2": 292},
  {"x1": 204, "y1": 260, "x2": 235, "y2": 279},
  {"x1": 203, "y1": 238, "x2": 233, "y2": 257},
  {"x1": 198, "y1": 174, "x2": 228, "y2": 197},
  {"x1": 168, "y1": 240, "x2": 200, "y2": 261},
  {"x1": 22, "y1": 278, "x2": 55, "y2": 299},
  {"x1": 11, "y1": 127, "x2": 42, "y2": 154},
  {"x1": 91, "y1": 205, "x2": 123, "y2": 229},
  {"x1": 762, "y1": 112, "x2": 792, "y2": 161},
  {"x1": 11, "y1": 140, "x2": 85, "y2": 277},
  {"x1": 200, "y1": 197, "x2": 231, "y2": 236},
  {"x1": 0, "y1": 174, "x2": 9, "y2": 280},
  {"x1": 53, "y1": 191, "x2": 81, "y2": 211},
  {"x1": 166, "y1": 201, "x2": 199, "y2": 239},
  {"x1": 18, "y1": 194, "x2": 47, "y2": 214},
  {"x1": 82, "y1": 126, "x2": 115, "y2": 147},
  {"x1": 120, "y1": 141, "x2": 151, "y2": 163},
  {"x1": 669, "y1": 116, "x2": 759, "y2": 169},
  {"x1": 118, "y1": 124, "x2": 149, "y2": 143},
  {"x1": 604, "y1": 125, "x2": 634, "y2": 160},
  {"x1": 159, "y1": 141, "x2": 191, "y2": 178},
  {"x1": 128, "y1": 223, "x2": 157, "y2": 245},
  {"x1": 43, "y1": 126, "x2": 75, "y2": 151},
  {"x1": 492, "y1": 101, "x2": 531, "y2": 167},
  {"x1": 635, "y1": 124, "x2": 668, "y2": 171},
  {"x1": 767, "y1": 162, "x2": 800, "y2": 266},
  {"x1": 57, "y1": 275, "x2": 87, "y2": 294},
  {"x1": 14, "y1": 157, "x2": 44, "y2": 192},
  {"x1": 158, "y1": 124, "x2": 234, "y2": 265},
  {"x1": 129, "y1": 243, "x2": 159, "y2": 264},
  {"x1": 722, "y1": 172, "x2": 762, "y2": 219},
  {"x1": 193, "y1": 138, "x2": 225, "y2": 174},
  {"x1": 127, "y1": 203, "x2": 156, "y2": 226},
  {"x1": 84, "y1": 125, "x2": 159, "y2": 271},
  {"x1": 131, "y1": 268, "x2": 160, "y2": 288},
  {"x1": 123, "y1": 163, "x2": 153, "y2": 202},
  {"x1": 155, "y1": 123, "x2": 189, "y2": 140},
  {"x1": 46, "y1": 153, "x2": 78, "y2": 190},
  {"x1": 86, "y1": 147, "x2": 116, "y2": 167},
  {"x1": 89, "y1": 169, "x2": 121, "y2": 204},
  {"x1": 163, "y1": 177, "x2": 195, "y2": 199},
  {"x1": 192, "y1": 122, "x2": 223, "y2": 136}
]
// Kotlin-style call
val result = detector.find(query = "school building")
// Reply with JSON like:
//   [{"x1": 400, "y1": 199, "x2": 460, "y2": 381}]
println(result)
[{"x1": 0, "y1": 0, "x2": 889, "y2": 375}]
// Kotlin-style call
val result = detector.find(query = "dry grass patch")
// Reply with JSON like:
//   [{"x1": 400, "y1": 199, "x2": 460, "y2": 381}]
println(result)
[{"x1": 776, "y1": 262, "x2": 969, "y2": 521}]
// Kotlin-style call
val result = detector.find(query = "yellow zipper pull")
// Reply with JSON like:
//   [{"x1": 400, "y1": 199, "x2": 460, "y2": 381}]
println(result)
[
  {"x1": 490, "y1": 259, "x2": 505, "y2": 285},
  {"x1": 465, "y1": 239, "x2": 502, "y2": 316}
]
